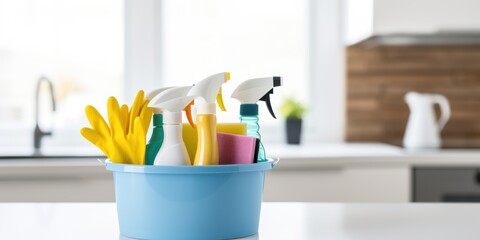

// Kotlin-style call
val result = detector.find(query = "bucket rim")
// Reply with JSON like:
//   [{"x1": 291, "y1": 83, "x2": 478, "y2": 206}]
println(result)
[{"x1": 105, "y1": 158, "x2": 276, "y2": 174}]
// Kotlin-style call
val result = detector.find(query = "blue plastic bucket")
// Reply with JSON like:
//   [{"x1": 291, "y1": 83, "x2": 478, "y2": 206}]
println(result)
[{"x1": 105, "y1": 159, "x2": 276, "y2": 240}]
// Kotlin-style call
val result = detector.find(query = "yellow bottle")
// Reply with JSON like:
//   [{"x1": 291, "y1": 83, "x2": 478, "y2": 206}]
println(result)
[
  {"x1": 194, "y1": 114, "x2": 218, "y2": 165},
  {"x1": 187, "y1": 72, "x2": 230, "y2": 165}
]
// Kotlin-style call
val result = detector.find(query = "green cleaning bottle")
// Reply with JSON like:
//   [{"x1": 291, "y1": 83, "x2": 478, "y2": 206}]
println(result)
[
  {"x1": 144, "y1": 87, "x2": 172, "y2": 165},
  {"x1": 145, "y1": 114, "x2": 164, "y2": 165}
]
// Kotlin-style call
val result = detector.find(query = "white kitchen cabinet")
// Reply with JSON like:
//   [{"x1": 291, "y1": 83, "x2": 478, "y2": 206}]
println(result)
[
  {"x1": 0, "y1": 163, "x2": 114, "y2": 202},
  {"x1": 374, "y1": 0, "x2": 480, "y2": 34},
  {"x1": 345, "y1": 0, "x2": 480, "y2": 44},
  {"x1": 264, "y1": 166, "x2": 410, "y2": 202},
  {"x1": 263, "y1": 143, "x2": 410, "y2": 202},
  {"x1": 1, "y1": 143, "x2": 480, "y2": 202},
  {"x1": 0, "y1": 160, "x2": 409, "y2": 203},
  {"x1": 0, "y1": 144, "x2": 412, "y2": 202}
]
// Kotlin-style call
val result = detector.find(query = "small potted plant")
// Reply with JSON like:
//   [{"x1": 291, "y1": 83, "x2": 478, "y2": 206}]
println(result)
[{"x1": 279, "y1": 97, "x2": 307, "y2": 144}]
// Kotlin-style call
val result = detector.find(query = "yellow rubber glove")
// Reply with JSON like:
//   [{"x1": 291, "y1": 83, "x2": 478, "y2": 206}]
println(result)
[
  {"x1": 80, "y1": 90, "x2": 152, "y2": 165},
  {"x1": 80, "y1": 105, "x2": 113, "y2": 158}
]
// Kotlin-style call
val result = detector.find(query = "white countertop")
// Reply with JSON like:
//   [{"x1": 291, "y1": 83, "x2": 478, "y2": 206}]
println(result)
[
  {"x1": 267, "y1": 143, "x2": 405, "y2": 158},
  {"x1": 2, "y1": 202, "x2": 480, "y2": 240},
  {"x1": 2, "y1": 143, "x2": 480, "y2": 168},
  {"x1": 268, "y1": 143, "x2": 480, "y2": 168}
]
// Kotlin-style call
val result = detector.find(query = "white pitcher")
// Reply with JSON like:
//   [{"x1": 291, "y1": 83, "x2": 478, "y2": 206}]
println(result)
[{"x1": 403, "y1": 92, "x2": 451, "y2": 149}]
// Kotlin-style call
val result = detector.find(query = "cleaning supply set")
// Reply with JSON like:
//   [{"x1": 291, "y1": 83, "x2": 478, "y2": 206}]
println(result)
[{"x1": 80, "y1": 72, "x2": 282, "y2": 240}]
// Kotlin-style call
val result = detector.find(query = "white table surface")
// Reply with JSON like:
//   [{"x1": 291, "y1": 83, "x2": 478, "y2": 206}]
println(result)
[{"x1": 1, "y1": 202, "x2": 480, "y2": 240}]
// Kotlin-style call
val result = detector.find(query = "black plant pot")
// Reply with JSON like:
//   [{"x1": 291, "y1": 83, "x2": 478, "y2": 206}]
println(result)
[{"x1": 286, "y1": 118, "x2": 302, "y2": 144}]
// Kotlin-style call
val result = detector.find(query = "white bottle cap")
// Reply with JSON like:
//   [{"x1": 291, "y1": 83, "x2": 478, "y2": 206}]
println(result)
[
  {"x1": 163, "y1": 111, "x2": 182, "y2": 125},
  {"x1": 196, "y1": 103, "x2": 216, "y2": 115}
]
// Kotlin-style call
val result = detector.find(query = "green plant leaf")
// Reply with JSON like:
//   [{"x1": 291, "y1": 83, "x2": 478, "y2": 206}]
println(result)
[{"x1": 279, "y1": 97, "x2": 307, "y2": 119}]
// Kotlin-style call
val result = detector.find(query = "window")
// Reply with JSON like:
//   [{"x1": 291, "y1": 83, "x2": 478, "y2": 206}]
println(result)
[
  {"x1": 160, "y1": 0, "x2": 309, "y2": 127},
  {"x1": 0, "y1": 0, "x2": 344, "y2": 149},
  {"x1": 155, "y1": 0, "x2": 345, "y2": 143},
  {"x1": 0, "y1": 0, "x2": 123, "y2": 147}
]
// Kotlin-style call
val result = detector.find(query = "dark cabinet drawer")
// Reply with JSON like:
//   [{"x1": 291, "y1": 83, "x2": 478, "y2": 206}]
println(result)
[{"x1": 413, "y1": 168, "x2": 480, "y2": 202}]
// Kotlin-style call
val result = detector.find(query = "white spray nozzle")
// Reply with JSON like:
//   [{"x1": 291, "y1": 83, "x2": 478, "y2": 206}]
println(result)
[
  {"x1": 146, "y1": 87, "x2": 174, "y2": 114},
  {"x1": 231, "y1": 77, "x2": 281, "y2": 103},
  {"x1": 146, "y1": 87, "x2": 173, "y2": 101},
  {"x1": 231, "y1": 76, "x2": 282, "y2": 118},
  {"x1": 187, "y1": 72, "x2": 230, "y2": 114},
  {"x1": 150, "y1": 86, "x2": 195, "y2": 124}
]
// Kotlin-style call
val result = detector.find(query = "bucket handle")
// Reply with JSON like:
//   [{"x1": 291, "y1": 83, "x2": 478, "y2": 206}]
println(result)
[
  {"x1": 272, "y1": 157, "x2": 280, "y2": 168},
  {"x1": 97, "y1": 158, "x2": 106, "y2": 166}
]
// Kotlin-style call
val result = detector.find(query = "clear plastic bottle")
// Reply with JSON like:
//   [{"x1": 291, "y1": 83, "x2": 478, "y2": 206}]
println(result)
[
  {"x1": 240, "y1": 114, "x2": 267, "y2": 162},
  {"x1": 231, "y1": 76, "x2": 282, "y2": 163}
]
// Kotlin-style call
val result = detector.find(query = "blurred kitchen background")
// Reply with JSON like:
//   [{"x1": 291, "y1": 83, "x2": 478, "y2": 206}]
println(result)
[{"x1": 2, "y1": 0, "x2": 480, "y2": 203}]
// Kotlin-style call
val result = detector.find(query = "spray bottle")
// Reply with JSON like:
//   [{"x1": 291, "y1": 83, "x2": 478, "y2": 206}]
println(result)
[
  {"x1": 150, "y1": 86, "x2": 195, "y2": 165},
  {"x1": 187, "y1": 72, "x2": 230, "y2": 165},
  {"x1": 231, "y1": 76, "x2": 282, "y2": 162},
  {"x1": 144, "y1": 87, "x2": 172, "y2": 165}
]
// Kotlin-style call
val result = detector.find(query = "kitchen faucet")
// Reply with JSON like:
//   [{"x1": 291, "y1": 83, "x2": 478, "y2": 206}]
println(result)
[{"x1": 34, "y1": 76, "x2": 56, "y2": 151}]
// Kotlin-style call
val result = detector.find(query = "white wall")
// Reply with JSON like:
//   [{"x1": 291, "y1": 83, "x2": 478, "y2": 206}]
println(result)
[
  {"x1": 307, "y1": 0, "x2": 345, "y2": 142},
  {"x1": 345, "y1": 0, "x2": 480, "y2": 45},
  {"x1": 123, "y1": 0, "x2": 162, "y2": 102}
]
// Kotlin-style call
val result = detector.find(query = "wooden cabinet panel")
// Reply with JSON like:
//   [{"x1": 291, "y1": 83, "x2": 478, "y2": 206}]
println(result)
[{"x1": 346, "y1": 44, "x2": 480, "y2": 148}]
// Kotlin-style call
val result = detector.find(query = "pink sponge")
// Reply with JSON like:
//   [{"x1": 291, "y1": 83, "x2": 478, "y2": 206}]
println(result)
[{"x1": 218, "y1": 132, "x2": 258, "y2": 165}]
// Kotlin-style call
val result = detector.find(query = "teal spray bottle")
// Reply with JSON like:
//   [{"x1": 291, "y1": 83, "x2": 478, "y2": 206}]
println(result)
[
  {"x1": 144, "y1": 87, "x2": 172, "y2": 165},
  {"x1": 231, "y1": 76, "x2": 282, "y2": 162}
]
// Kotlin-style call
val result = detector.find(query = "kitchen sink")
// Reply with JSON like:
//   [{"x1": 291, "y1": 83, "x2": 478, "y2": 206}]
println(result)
[
  {"x1": 0, "y1": 155, "x2": 104, "y2": 160},
  {"x1": 0, "y1": 146, "x2": 104, "y2": 160}
]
